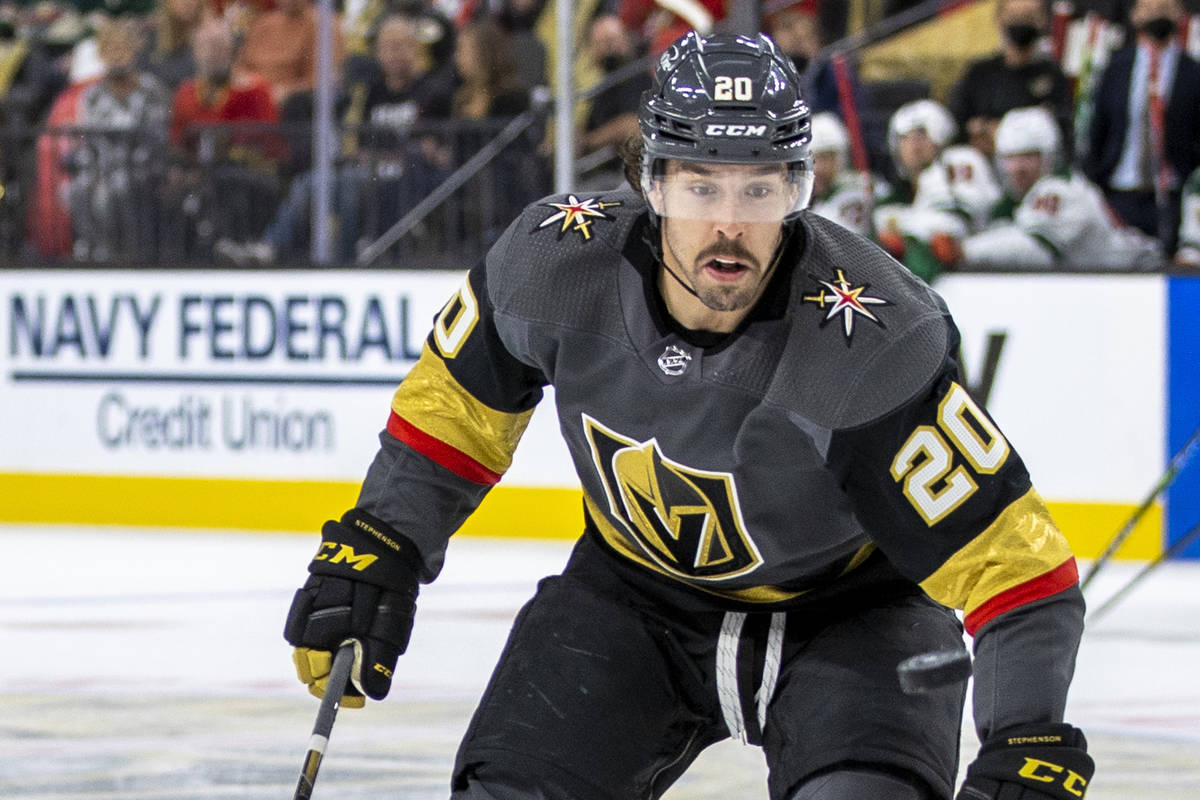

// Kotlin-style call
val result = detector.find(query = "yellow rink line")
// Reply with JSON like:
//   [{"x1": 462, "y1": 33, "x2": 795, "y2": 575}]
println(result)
[{"x1": 0, "y1": 473, "x2": 1163, "y2": 560}]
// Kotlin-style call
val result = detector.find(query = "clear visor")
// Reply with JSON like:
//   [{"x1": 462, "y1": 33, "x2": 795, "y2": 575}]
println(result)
[{"x1": 643, "y1": 162, "x2": 813, "y2": 223}]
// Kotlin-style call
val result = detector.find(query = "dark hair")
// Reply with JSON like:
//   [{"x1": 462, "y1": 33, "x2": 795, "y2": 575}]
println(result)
[
  {"x1": 458, "y1": 18, "x2": 521, "y2": 94},
  {"x1": 617, "y1": 135, "x2": 644, "y2": 196}
]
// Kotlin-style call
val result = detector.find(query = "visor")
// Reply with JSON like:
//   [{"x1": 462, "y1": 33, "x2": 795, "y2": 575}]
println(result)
[{"x1": 644, "y1": 164, "x2": 814, "y2": 223}]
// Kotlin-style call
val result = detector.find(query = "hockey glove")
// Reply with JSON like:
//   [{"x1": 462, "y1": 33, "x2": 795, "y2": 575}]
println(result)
[
  {"x1": 929, "y1": 231, "x2": 963, "y2": 266},
  {"x1": 957, "y1": 723, "x2": 1094, "y2": 800},
  {"x1": 284, "y1": 509, "x2": 421, "y2": 706},
  {"x1": 877, "y1": 228, "x2": 907, "y2": 260}
]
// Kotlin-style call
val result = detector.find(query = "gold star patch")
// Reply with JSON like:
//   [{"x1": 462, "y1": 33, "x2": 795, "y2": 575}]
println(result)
[
  {"x1": 536, "y1": 195, "x2": 621, "y2": 241},
  {"x1": 802, "y1": 268, "x2": 890, "y2": 341}
]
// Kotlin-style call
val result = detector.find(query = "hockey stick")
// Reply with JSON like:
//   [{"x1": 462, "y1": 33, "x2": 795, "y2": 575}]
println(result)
[
  {"x1": 1080, "y1": 420, "x2": 1200, "y2": 592},
  {"x1": 1087, "y1": 516, "x2": 1200, "y2": 623},
  {"x1": 830, "y1": 51, "x2": 875, "y2": 220},
  {"x1": 293, "y1": 642, "x2": 356, "y2": 800}
]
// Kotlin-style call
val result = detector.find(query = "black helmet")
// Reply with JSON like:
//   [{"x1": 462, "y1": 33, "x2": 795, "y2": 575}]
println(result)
[{"x1": 638, "y1": 31, "x2": 814, "y2": 217}]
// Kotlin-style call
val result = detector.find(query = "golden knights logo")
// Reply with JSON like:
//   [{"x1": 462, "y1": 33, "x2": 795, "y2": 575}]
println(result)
[
  {"x1": 536, "y1": 195, "x2": 621, "y2": 241},
  {"x1": 583, "y1": 414, "x2": 762, "y2": 581},
  {"x1": 801, "y1": 267, "x2": 889, "y2": 342}
]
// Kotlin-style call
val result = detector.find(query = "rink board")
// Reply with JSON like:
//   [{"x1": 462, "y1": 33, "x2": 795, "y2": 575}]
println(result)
[{"x1": 2, "y1": 270, "x2": 1196, "y2": 558}]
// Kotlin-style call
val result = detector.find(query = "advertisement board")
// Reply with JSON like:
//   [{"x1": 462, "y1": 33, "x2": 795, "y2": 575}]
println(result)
[
  {"x1": 2, "y1": 270, "x2": 1193, "y2": 558},
  {"x1": 0, "y1": 270, "x2": 578, "y2": 535}
]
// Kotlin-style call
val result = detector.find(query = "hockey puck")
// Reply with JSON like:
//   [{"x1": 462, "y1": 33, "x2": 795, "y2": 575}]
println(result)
[{"x1": 897, "y1": 649, "x2": 972, "y2": 695}]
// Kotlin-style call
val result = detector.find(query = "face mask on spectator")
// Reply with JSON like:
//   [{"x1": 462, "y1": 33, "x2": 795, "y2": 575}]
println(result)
[
  {"x1": 1003, "y1": 23, "x2": 1041, "y2": 49},
  {"x1": 600, "y1": 54, "x2": 625, "y2": 72},
  {"x1": 1140, "y1": 17, "x2": 1176, "y2": 43}
]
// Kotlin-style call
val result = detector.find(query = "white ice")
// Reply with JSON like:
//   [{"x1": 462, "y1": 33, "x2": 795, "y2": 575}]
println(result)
[{"x1": 1, "y1": 524, "x2": 1198, "y2": 798}]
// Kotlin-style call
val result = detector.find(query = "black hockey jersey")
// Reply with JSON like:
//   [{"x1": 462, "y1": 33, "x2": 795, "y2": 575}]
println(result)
[{"x1": 356, "y1": 188, "x2": 1080, "y2": 640}]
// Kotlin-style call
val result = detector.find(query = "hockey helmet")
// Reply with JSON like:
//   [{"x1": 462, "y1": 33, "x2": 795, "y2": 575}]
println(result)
[
  {"x1": 810, "y1": 111, "x2": 850, "y2": 169},
  {"x1": 638, "y1": 30, "x2": 814, "y2": 221},
  {"x1": 887, "y1": 99, "x2": 957, "y2": 153},
  {"x1": 994, "y1": 106, "x2": 1062, "y2": 170}
]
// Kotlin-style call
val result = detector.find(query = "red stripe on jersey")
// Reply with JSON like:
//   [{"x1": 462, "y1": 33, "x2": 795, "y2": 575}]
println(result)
[
  {"x1": 386, "y1": 411, "x2": 502, "y2": 486},
  {"x1": 964, "y1": 557, "x2": 1080, "y2": 635}
]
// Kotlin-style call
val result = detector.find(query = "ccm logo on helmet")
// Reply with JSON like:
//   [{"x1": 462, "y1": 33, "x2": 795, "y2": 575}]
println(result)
[{"x1": 704, "y1": 124, "x2": 767, "y2": 137}]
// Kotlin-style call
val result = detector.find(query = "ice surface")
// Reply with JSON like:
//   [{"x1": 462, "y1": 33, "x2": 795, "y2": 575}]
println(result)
[{"x1": 1, "y1": 525, "x2": 1197, "y2": 798}]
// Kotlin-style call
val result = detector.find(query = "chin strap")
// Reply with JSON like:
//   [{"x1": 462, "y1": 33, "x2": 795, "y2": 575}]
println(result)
[{"x1": 661, "y1": 258, "x2": 702, "y2": 299}]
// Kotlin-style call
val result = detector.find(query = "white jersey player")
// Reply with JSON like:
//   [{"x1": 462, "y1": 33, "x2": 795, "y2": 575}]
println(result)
[
  {"x1": 874, "y1": 99, "x2": 1001, "y2": 244},
  {"x1": 808, "y1": 112, "x2": 873, "y2": 236},
  {"x1": 1177, "y1": 167, "x2": 1200, "y2": 267},
  {"x1": 963, "y1": 106, "x2": 1162, "y2": 271}
]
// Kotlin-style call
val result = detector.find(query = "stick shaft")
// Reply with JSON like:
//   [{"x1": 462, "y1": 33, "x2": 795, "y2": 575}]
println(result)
[
  {"x1": 1087, "y1": 517, "x2": 1200, "y2": 623},
  {"x1": 293, "y1": 642, "x2": 356, "y2": 800},
  {"x1": 1080, "y1": 421, "x2": 1200, "y2": 591}
]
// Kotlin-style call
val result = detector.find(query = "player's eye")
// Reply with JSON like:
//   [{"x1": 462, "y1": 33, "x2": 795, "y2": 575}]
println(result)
[
  {"x1": 686, "y1": 182, "x2": 717, "y2": 198},
  {"x1": 744, "y1": 183, "x2": 776, "y2": 200}
]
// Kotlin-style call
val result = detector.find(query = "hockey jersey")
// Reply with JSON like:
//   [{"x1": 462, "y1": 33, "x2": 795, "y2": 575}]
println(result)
[
  {"x1": 1178, "y1": 167, "x2": 1200, "y2": 266},
  {"x1": 964, "y1": 168, "x2": 1162, "y2": 270},
  {"x1": 809, "y1": 171, "x2": 873, "y2": 237},
  {"x1": 874, "y1": 144, "x2": 1001, "y2": 243},
  {"x1": 356, "y1": 188, "x2": 1078, "y2": 633},
  {"x1": 353, "y1": 188, "x2": 1085, "y2": 739}
]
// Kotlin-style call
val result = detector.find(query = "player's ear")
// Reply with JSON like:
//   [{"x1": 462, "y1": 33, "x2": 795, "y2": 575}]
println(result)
[{"x1": 646, "y1": 179, "x2": 666, "y2": 216}]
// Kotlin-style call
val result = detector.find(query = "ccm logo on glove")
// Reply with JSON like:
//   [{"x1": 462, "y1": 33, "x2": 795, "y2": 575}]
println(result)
[
  {"x1": 1018, "y1": 758, "x2": 1088, "y2": 795},
  {"x1": 313, "y1": 542, "x2": 378, "y2": 571}
]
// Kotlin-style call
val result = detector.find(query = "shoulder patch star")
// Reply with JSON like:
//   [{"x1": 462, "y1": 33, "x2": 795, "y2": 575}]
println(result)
[
  {"x1": 801, "y1": 268, "x2": 890, "y2": 341},
  {"x1": 536, "y1": 195, "x2": 621, "y2": 241}
]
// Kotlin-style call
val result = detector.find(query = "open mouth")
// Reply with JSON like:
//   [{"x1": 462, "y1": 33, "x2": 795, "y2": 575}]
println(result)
[{"x1": 703, "y1": 256, "x2": 750, "y2": 278}]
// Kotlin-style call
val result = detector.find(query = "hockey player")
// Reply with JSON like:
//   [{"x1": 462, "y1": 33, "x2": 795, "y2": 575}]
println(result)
[
  {"x1": 1177, "y1": 167, "x2": 1200, "y2": 267},
  {"x1": 284, "y1": 31, "x2": 1093, "y2": 800},
  {"x1": 874, "y1": 99, "x2": 1001, "y2": 282},
  {"x1": 962, "y1": 106, "x2": 1162, "y2": 270},
  {"x1": 808, "y1": 111, "x2": 874, "y2": 236}
]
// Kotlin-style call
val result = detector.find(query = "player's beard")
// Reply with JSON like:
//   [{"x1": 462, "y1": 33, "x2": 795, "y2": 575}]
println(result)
[{"x1": 663, "y1": 224, "x2": 781, "y2": 313}]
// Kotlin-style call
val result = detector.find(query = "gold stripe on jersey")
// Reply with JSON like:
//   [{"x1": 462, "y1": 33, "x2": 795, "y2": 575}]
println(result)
[
  {"x1": 391, "y1": 344, "x2": 534, "y2": 477},
  {"x1": 584, "y1": 493, "x2": 877, "y2": 605},
  {"x1": 919, "y1": 489, "x2": 1075, "y2": 621}
]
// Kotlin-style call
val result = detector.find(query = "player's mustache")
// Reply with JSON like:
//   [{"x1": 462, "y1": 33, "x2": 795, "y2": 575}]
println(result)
[{"x1": 695, "y1": 241, "x2": 759, "y2": 270}]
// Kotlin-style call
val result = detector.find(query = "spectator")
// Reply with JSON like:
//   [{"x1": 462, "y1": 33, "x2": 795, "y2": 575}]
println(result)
[
  {"x1": 165, "y1": 16, "x2": 281, "y2": 259},
  {"x1": 451, "y1": 17, "x2": 527, "y2": 121},
  {"x1": 3, "y1": 3, "x2": 84, "y2": 127},
  {"x1": 235, "y1": 0, "x2": 345, "y2": 106},
  {"x1": 947, "y1": 0, "x2": 1074, "y2": 160},
  {"x1": 496, "y1": 0, "x2": 547, "y2": 91},
  {"x1": 576, "y1": 13, "x2": 648, "y2": 192},
  {"x1": 1082, "y1": 0, "x2": 1200, "y2": 256},
  {"x1": 448, "y1": 16, "x2": 542, "y2": 246},
  {"x1": 962, "y1": 106, "x2": 1162, "y2": 270},
  {"x1": 619, "y1": 0, "x2": 725, "y2": 59},
  {"x1": 341, "y1": 9, "x2": 455, "y2": 261},
  {"x1": 217, "y1": 12, "x2": 451, "y2": 264},
  {"x1": 343, "y1": 0, "x2": 455, "y2": 69},
  {"x1": 1177, "y1": 166, "x2": 1200, "y2": 266},
  {"x1": 66, "y1": 16, "x2": 170, "y2": 261},
  {"x1": 807, "y1": 111, "x2": 874, "y2": 237},
  {"x1": 873, "y1": 98, "x2": 1001, "y2": 283},
  {"x1": 766, "y1": 3, "x2": 859, "y2": 119},
  {"x1": 140, "y1": 0, "x2": 208, "y2": 91}
]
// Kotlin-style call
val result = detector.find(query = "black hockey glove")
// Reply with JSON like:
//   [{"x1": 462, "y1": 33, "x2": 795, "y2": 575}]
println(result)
[
  {"x1": 957, "y1": 723, "x2": 1094, "y2": 800},
  {"x1": 284, "y1": 509, "x2": 421, "y2": 707}
]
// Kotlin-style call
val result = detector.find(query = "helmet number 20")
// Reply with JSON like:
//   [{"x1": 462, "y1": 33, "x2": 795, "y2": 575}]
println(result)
[
  {"x1": 714, "y1": 76, "x2": 754, "y2": 102},
  {"x1": 890, "y1": 383, "x2": 1011, "y2": 525}
]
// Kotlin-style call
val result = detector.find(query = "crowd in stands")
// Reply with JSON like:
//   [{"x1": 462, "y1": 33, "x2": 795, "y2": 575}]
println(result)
[{"x1": 0, "y1": 0, "x2": 1197, "y2": 272}]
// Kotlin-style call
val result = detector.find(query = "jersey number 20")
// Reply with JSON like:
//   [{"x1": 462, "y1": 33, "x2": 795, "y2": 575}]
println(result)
[{"x1": 890, "y1": 383, "x2": 1010, "y2": 525}]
